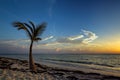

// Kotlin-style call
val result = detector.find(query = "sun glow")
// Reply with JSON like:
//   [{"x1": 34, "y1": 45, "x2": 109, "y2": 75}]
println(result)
[
  {"x1": 97, "y1": 40, "x2": 120, "y2": 54},
  {"x1": 108, "y1": 41, "x2": 120, "y2": 53}
]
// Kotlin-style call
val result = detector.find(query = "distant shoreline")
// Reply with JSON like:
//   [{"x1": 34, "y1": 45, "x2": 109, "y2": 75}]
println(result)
[
  {"x1": 0, "y1": 53, "x2": 120, "y2": 55},
  {"x1": 0, "y1": 56, "x2": 120, "y2": 80}
]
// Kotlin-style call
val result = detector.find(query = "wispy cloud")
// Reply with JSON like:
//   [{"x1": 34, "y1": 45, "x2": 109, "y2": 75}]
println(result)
[
  {"x1": 48, "y1": 0, "x2": 56, "y2": 17},
  {"x1": 82, "y1": 30, "x2": 98, "y2": 43},
  {"x1": 55, "y1": 29, "x2": 98, "y2": 44},
  {"x1": 68, "y1": 35, "x2": 84, "y2": 40},
  {"x1": 42, "y1": 36, "x2": 54, "y2": 41}
]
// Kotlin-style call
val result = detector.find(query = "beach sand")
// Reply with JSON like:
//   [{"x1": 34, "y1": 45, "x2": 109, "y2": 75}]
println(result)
[{"x1": 0, "y1": 56, "x2": 120, "y2": 80}]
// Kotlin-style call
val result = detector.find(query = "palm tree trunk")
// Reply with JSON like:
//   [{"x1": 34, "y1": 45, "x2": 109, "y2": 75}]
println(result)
[{"x1": 29, "y1": 40, "x2": 37, "y2": 72}]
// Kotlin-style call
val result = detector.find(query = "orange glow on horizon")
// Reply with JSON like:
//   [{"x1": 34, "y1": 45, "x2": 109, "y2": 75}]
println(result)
[{"x1": 93, "y1": 41, "x2": 120, "y2": 54}]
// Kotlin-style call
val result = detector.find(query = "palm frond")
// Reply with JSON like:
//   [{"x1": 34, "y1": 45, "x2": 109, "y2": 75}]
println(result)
[
  {"x1": 18, "y1": 27, "x2": 26, "y2": 30},
  {"x1": 12, "y1": 22, "x2": 32, "y2": 39},
  {"x1": 34, "y1": 22, "x2": 47, "y2": 38},
  {"x1": 34, "y1": 37, "x2": 42, "y2": 42},
  {"x1": 12, "y1": 21, "x2": 47, "y2": 42},
  {"x1": 13, "y1": 22, "x2": 26, "y2": 30},
  {"x1": 24, "y1": 23, "x2": 34, "y2": 34},
  {"x1": 29, "y1": 21, "x2": 35, "y2": 33}
]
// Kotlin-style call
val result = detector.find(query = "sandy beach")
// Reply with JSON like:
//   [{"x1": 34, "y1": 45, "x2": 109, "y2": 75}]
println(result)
[{"x1": 0, "y1": 56, "x2": 120, "y2": 80}]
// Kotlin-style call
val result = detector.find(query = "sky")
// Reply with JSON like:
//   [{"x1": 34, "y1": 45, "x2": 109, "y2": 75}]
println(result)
[{"x1": 0, "y1": 0, "x2": 120, "y2": 54}]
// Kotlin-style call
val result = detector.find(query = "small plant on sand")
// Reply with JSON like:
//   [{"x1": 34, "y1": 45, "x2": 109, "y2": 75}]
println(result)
[{"x1": 12, "y1": 21, "x2": 47, "y2": 72}]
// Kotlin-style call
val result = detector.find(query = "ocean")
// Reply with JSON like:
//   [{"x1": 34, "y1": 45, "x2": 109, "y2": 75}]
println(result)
[{"x1": 0, "y1": 54, "x2": 120, "y2": 76}]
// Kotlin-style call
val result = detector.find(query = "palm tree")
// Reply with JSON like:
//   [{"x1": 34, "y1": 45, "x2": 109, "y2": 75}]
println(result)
[{"x1": 12, "y1": 21, "x2": 47, "y2": 72}]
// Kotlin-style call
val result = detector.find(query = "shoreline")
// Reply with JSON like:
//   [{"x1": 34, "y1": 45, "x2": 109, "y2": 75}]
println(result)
[{"x1": 0, "y1": 56, "x2": 120, "y2": 80}]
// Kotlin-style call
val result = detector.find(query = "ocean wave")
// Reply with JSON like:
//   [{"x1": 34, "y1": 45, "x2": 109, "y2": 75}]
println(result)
[{"x1": 42, "y1": 58, "x2": 115, "y2": 67}]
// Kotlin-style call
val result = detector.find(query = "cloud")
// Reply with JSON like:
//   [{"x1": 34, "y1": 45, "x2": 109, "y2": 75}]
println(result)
[
  {"x1": 68, "y1": 35, "x2": 84, "y2": 40},
  {"x1": 56, "y1": 29, "x2": 98, "y2": 44},
  {"x1": 1, "y1": 30, "x2": 97, "y2": 46},
  {"x1": 0, "y1": 41, "x2": 28, "y2": 53},
  {"x1": 48, "y1": 0, "x2": 56, "y2": 17},
  {"x1": 56, "y1": 37, "x2": 82, "y2": 44},
  {"x1": 42, "y1": 36, "x2": 54, "y2": 41},
  {"x1": 0, "y1": 39, "x2": 30, "y2": 49},
  {"x1": 56, "y1": 48, "x2": 61, "y2": 52},
  {"x1": 0, "y1": 29, "x2": 98, "y2": 53},
  {"x1": 82, "y1": 30, "x2": 98, "y2": 43}
]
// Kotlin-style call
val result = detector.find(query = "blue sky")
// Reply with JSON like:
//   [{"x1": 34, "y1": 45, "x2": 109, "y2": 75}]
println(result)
[{"x1": 0, "y1": 0, "x2": 120, "y2": 54}]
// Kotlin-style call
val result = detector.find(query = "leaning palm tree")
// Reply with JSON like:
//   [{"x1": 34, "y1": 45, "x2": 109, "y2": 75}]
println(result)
[{"x1": 12, "y1": 21, "x2": 47, "y2": 72}]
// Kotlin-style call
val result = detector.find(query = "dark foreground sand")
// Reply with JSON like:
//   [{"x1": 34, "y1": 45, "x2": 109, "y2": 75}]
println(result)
[{"x1": 0, "y1": 57, "x2": 120, "y2": 80}]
